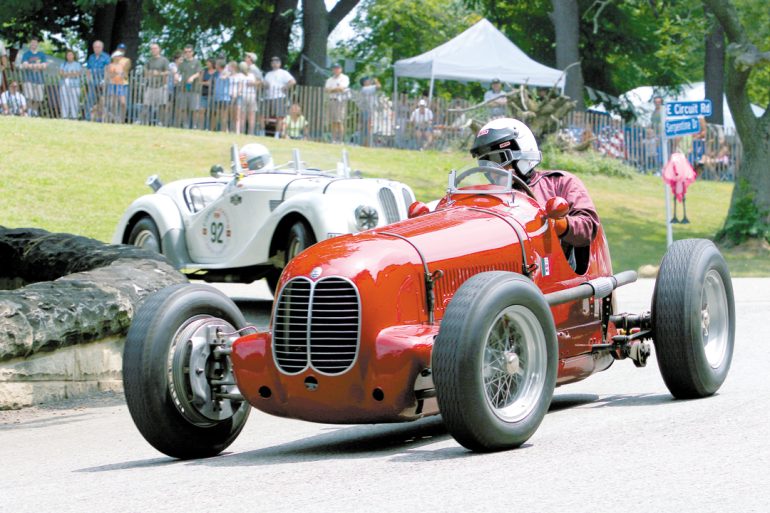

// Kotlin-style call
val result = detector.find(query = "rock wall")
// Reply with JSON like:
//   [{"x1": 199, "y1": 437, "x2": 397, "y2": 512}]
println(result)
[{"x1": 0, "y1": 227, "x2": 187, "y2": 408}]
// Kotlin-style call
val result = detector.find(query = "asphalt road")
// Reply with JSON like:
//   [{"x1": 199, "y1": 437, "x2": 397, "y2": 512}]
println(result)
[{"x1": 2, "y1": 278, "x2": 769, "y2": 513}]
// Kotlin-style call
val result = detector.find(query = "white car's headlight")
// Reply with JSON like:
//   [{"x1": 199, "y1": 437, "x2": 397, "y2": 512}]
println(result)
[{"x1": 355, "y1": 205, "x2": 379, "y2": 230}]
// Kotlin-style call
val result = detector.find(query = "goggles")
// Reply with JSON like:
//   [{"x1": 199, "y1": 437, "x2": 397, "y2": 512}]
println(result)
[{"x1": 478, "y1": 148, "x2": 541, "y2": 167}]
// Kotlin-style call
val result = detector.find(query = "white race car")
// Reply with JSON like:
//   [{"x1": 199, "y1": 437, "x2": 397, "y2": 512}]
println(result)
[{"x1": 113, "y1": 144, "x2": 416, "y2": 292}]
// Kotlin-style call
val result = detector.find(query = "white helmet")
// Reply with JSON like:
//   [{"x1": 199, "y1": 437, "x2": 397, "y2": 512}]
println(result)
[
  {"x1": 469, "y1": 118, "x2": 541, "y2": 181},
  {"x1": 239, "y1": 143, "x2": 274, "y2": 172}
]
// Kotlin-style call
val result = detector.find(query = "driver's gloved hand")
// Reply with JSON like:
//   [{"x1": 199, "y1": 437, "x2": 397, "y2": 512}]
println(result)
[{"x1": 554, "y1": 218, "x2": 568, "y2": 237}]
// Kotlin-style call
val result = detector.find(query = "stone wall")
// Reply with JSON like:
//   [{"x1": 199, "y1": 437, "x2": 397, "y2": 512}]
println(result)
[{"x1": 0, "y1": 227, "x2": 187, "y2": 409}]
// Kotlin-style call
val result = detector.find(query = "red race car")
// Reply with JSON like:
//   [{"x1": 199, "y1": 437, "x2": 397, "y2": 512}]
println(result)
[{"x1": 123, "y1": 162, "x2": 735, "y2": 459}]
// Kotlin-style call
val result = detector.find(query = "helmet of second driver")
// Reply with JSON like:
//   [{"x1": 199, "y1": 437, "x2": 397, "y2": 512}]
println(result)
[{"x1": 239, "y1": 143, "x2": 275, "y2": 172}]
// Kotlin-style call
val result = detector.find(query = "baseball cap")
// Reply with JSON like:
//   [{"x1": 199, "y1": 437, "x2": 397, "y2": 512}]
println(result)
[
  {"x1": 491, "y1": 78, "x2": 501, "y2": 84},
  {"x1": 117, "y1": 43, "x2": 126, "y2": 50},
  {"x1": 418, "y1": 99, "x2": 427, "y2": 106},
  {"x1": 332, "y1": 62, "x2": 341, "y2": 68},
  {"x1": 270, "y1": 56, "x2": 281, "y2": 62}
]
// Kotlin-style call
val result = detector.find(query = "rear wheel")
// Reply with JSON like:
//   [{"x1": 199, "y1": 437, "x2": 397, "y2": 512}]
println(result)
[
  {"x1": 433, "y1": 272, "x2": 558, "y2": 452},
  {"x1": 123, "y1": 283, "x2": 251, "y2": 459},
  {"x1": 128, "y1": 216, "x2": 161, "y2": 254},
  {"x1": 652, "y1": 239, "x2": 735, "y2": 399}
]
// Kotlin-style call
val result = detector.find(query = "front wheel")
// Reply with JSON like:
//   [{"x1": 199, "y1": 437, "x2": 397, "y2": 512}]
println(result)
[
  {"x1": 433, "y1": 272, "x2": 558, "y2": 452},
  {"x1": 123, "y1": 283, "x2": 251, "y2": 459},
  {"x1": 266, "y1": 221, "x2": 316, "y2": 295},
  {"x1": 652, "y1": 239, "x2": 735, "y2": 399}
]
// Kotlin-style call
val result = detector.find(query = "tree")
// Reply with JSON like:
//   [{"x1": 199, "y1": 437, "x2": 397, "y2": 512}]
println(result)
[
  {"x1": 298, "y1": 0, "x2": 360, "y2": 86},
  {"x1": 550, "y1": 0, "x2": 584, "y2": 109},
  {"x1": 703, "y1": 6, "x2": 725, "y2": 125},
  {"x1": 261, "y1": 0, "x2": 299, "y2": 70},
  {"x1": 703, "y1": 0, "x2": 770, "y2": 242}
]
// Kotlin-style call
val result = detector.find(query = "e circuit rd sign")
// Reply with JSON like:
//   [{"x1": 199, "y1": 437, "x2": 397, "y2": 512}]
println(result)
[{"x1": 665, "y1": 100, "x2": 712, "y2": 118}]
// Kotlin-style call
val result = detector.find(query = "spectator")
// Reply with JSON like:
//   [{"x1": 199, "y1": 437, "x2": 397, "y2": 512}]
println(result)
[
  {"x1": 357, "y1": 76, "x2": 380, "y2": 146},
  {"x1": 641, "y1": 127, "x2": 660, "y2": 172},
  {"x1": 650, "y1": 94, "x2": 663, "y2": 130},
  {"x1": 1, "y1": 81, "x2": 27, "y2": 116},
  {"x1": 483, "y1": 78, "x2": 507, "y2": 118},
  {"x1": 20, "y1": 37, "x2": 48, "y2": 116},
  {"x1": 0, "y1": 38, "x2": 8, "y2": 90},
  {"x1": 243, "y1": 53, "x2": 263, "y2": 134},
  {"x1": 168, "y1": 51, "x2": 183, "y2": 125},
  {"x1": 142, "y1": 43, "x2": 169, "y2": 125},
  {"x1": 199, "y1": 58, "x2": 216, "y2": 129},
  {"x1": 238, "y1": 61, "x2": 259, "y2": 135},
  {"x1": 325, "y1": 63, "x2": 350, "y2": 143},
  {"x1": 85, "y1": 40, "x2": 110, "y2": 121},
  {"x1": 59, "y1": 49, "x2": 82, "y2": 120},
  {"x1": 409, "y1": 98, "x2": 434, "y2": 150},
  {"x1": 177, "y1": 44, "x2": 201, "y2": 128},
  {"x1": 105, "y1": 49, "x2": 129, "y2": 122},
  {"x1": 283, "y1": 102, "x2": 308, "y2": 140},
  {"x1": 228, "y1": 61, "x2": 246, "y2": 134},
  {"x1": 262, "y1": 56, "x2": 295, "y2": 138},
  {"x1": 211, "y1": 59, "x2": 231, "y2": 132}
]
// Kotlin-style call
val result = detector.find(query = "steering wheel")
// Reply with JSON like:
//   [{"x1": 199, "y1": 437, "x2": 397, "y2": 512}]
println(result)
[{"x1": 454, "y1": 166, "x2": 537, "y2": 200}]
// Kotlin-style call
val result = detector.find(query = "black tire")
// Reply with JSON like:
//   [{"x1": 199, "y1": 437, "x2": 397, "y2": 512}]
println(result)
[
  {"x1": 127, "y1": 215, "x2": 162, "y2": 254},
  {"x1": 123, "y1": 283, "x2": 251, "y2": 459},
  {"x1": 266, "y1": 221, "x2": 316, "y2": 295},
  {"x1": 433, "y1": 272, "x2": 558, "y2": 452},
  {"x1": 652, "y1": 239, "x2": 735, "y2": 399}
]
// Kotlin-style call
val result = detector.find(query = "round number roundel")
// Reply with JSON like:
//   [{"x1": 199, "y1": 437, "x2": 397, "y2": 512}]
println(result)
[{"x1": 202, "y1": 208, "x2": 232, "y2": 254}]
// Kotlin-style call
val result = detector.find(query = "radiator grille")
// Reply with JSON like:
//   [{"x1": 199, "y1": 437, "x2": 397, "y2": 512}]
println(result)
[
  {"x1": 273, "y1": 277, "x2": 360, "y2": 375},
  {"x1": 379, "y1": 187, "x2": 400, "y2": 224},
  {"x1": 402, "y1": 188, "x2": 413, "y2": 209},
  {"x1": 273, "y1": 278, "x2": 311, "y2": 373}
]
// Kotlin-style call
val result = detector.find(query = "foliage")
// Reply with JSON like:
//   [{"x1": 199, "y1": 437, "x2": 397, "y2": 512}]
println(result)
[
  {"x1": 733, "y1": 0, "x2": 770, "y2": 107},
  {"x1": 141, "y1": 0, "x2": 273, "y2": 60},
  {"x1": 336, "y1": 0, "x2": 483, "y2": 98},
  {"x1": 717, "y1": 180, "x2": 769, "y2": 245}
]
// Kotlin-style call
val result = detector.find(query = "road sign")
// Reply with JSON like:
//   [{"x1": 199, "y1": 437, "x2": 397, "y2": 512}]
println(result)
[
  {"x1": 665, "y1": 100, "x2": 712, "y2": 118},
  {"x1": 665, "y1": 117, "x2": 702, "y2": 137}
]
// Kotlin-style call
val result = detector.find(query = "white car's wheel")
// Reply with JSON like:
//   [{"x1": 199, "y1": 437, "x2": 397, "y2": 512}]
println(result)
[{"x1": 128, "y1": 216, "x2": 161, "y2": 254}]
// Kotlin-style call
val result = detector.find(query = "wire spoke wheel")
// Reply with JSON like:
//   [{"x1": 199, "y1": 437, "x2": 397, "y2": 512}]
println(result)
[
  {"x1": 482, "y1": 306, "x2": 547, "y2": 422},
  {"x1": 134, "y1": 228, "x2": 160, "y2": 252}
]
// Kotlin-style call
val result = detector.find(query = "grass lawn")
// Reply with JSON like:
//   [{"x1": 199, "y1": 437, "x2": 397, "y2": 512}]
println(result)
[{"x1": 1, "y1": 116, "x2": 765, "y2": 275}]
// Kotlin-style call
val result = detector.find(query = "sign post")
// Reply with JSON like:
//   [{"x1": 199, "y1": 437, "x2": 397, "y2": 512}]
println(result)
[{"x1": 660, "y1": 99, "x2": 712, "y2": 247}]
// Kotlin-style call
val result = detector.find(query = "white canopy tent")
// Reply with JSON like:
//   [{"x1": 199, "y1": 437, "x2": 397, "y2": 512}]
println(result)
[{"x1": 393, "y1": 18, "x2": 565, "y2": 101}]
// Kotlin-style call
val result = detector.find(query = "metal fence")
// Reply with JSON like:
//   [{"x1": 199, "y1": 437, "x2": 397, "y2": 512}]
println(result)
[{"x1": 1, "y1": 66, "x2": 741, "y2": 180}]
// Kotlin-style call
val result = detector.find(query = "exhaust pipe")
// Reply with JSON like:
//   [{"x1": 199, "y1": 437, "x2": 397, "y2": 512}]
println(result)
[{"x1": 544, "y1": 270, "x2": 637, "y2": 306}]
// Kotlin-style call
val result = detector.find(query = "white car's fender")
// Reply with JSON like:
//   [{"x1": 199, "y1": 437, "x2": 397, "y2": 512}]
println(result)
[{"x1": 112, "y1": 193, "x2": 191, "y2": 267}]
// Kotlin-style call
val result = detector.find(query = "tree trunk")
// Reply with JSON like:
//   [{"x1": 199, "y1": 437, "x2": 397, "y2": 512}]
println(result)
[
  {"x1": 704, "y1": 10, "x2": 725, "y2": 125},
  {"x1": 551, "y1": 0, "x2": 584, "y2": 109},
  {"x1": 91, "y1": 3, "x2": 117, "y2": 51},
  {"x1": 111, "y1": 0, "x2": 143, "y2": 64},
  {"x1": 262, "y1": 0, "x2": 299, "y2": 71},
  {"x1": 300, "y1": 0, "x2": 329, "y2": 86},
  {"x1": 703, "y1": 0, "x2": 770, "y2": 237}
]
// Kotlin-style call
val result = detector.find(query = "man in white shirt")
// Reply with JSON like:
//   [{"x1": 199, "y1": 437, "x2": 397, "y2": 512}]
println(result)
[
  {"x1": 1, "y1": 81, "x2": 28, "y2": 116},
  {"x1": 409, "y1": 98, "x2": 434, "y2": 150},
  {"x1": 483, "y1": 78, "x2": 508, "y2": 118},
  {"x1": 325, "y1": 63, "x2": 350, "y2": 143},
  {"x1": 262, "y1": 56, "x2": 295, "y2": 137}
]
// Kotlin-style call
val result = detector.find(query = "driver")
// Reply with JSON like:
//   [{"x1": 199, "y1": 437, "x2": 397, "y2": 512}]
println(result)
[
  {"x1": 239, "y1": 143, "x2": 275, "y2": 172},
  {"x1": 470, "y1": 117, "x2": 599, "y2": 249}
]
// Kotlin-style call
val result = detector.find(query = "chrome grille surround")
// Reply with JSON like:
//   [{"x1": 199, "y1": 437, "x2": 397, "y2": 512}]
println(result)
[
  {"x1": 402, "y1": 188, "x2": 414, "y2": 210},
  {"x1": 378, "y1": 187, "x2": 400, "y2": 224},
  {"x1": 273, "y1": 276, "x2": 361, "y2": 375}
]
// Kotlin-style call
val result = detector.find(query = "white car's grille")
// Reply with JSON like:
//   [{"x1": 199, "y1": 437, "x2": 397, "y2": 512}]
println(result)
[
  {"x1": 273, "y1": 277, "x2": 360, "y2": 375},
  {"x1": 402, "y1": 188, "x2": 413, "y2": 209},
  {"x1": 379, "y1": 187, "x2": 400, "y2": 224}
]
